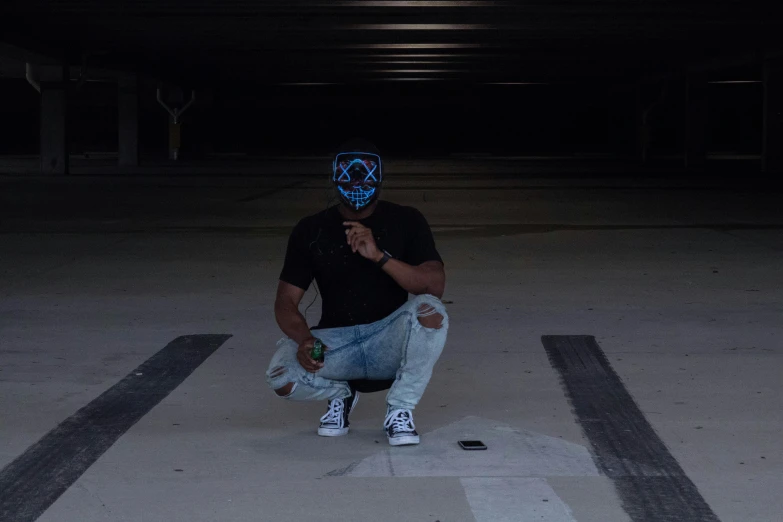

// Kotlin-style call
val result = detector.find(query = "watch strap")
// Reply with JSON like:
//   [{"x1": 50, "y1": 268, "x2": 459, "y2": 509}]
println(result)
[{"x1": 377, "y1": 250, "x2": 392, "y2": 268}]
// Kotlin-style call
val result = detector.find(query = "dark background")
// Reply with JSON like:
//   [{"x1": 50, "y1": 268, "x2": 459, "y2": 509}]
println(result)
[
  {"x1": 0, "y1": 79, "x2": 764, "y2": 158},
  {"x1": 0, "y1": 0, "x2": 779, "y2": 166}
]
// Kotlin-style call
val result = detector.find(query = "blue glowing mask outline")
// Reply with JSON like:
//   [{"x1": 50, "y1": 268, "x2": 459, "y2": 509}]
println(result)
[{"x1": 332, "y1": 152, "x2": 383, "y2": 210}]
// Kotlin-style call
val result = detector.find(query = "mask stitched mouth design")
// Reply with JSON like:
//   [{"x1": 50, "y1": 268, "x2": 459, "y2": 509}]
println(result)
[{"x1": 337, "y1": 184, "x2": 377, "y2": 209}]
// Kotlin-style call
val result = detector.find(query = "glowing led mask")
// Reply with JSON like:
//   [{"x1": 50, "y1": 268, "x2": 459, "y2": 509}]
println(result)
[{"x1": 332, "y1": 152, "x2": 383, "y2": 210}]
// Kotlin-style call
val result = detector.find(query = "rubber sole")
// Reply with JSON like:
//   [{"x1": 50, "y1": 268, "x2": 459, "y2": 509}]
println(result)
[
  {"x1": 317, "y1": 426, "x2": 350, "y2": 437},
  {"x1": 387, "y1": 434, "x2": 420, "y2": 446}
]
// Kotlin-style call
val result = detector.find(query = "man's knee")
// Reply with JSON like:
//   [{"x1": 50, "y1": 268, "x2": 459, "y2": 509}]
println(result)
[
  {"x1": 267, "y1": 365, "x2": 297, "y2": 397},
  {"x1": 274, "y1": 381, "x2": 296, "y2": 397},
  {"x1": 269, "y1": 366, "x2": 286, "y2": 378},
  {"x1": 415, "y1": 298, "x2": 447, "y2": 330}
]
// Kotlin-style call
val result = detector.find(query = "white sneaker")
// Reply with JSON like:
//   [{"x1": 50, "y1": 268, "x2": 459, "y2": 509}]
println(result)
[
  {"x1": 384, "y1": 408, "x2": 420, "y2": 446},
  {"x1": 317, "y1": 390, "x2": 359, "y2": 437}
]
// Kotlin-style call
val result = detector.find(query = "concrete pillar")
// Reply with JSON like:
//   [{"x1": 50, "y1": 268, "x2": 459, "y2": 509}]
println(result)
[
  {"x1": 636, "y1": 83, "x2": 652, "y2": 163},
  {"x1": 118, "y1": 73, "x2": 139, "y2": 167},
  {"x1": 685, "y1": 73, "x2": 708, "y2": 168},
  {"x1": 763, "y1": 57, "x2": 783, "y2": 174},
  {"x1": 39, "y1": 66, "x2": 69, "y2": 175},
  {"x1": 197, "y1": 89, "x2": 214, "y2": 157}
]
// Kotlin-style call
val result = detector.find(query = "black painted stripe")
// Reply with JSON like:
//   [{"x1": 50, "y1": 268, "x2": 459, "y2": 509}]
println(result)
[
  {"x1": 542, "y1": 335, "x2": 721, "y2": 522},
  {"x1": 0, "y1": 334, "x2": 231, "y2": 522}
]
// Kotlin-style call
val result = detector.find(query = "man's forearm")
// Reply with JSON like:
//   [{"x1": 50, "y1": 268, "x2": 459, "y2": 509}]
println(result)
[
  {"x1": 379, "y1": 258, "x2": 445, "y2": 298},
  {"x1": 274, "y1": 299, "x2": 314, "y2": 344}
]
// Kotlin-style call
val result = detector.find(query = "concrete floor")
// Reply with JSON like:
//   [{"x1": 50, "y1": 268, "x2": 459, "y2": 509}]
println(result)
[{"x1": 1, "y1": 165, "x2": 782, "y2": 521}]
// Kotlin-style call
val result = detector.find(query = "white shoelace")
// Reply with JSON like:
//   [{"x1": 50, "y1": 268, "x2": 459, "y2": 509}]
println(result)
[
  {"x1": 320, "y1": 399, "x2": 345, "y2": 427},
  {"x1": 384, "y1": 409, "x2": 416, "y2": 433}
]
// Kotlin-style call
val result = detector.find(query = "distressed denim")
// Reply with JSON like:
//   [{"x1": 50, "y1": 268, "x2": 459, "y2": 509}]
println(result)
[{"x1": 266, "y1": 294, "x2": 448, "y2": 410}]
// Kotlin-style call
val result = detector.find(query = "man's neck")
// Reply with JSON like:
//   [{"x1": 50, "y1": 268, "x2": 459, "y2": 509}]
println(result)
[{"x1": 338, "y1": 200, "x2": 379, "y2": 221}]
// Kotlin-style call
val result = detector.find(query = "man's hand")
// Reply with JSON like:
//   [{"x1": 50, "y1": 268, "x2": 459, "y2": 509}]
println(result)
[
  {"x1": 296, "y1": 337, "x2": 325, "y2": 373},
  {"x1": 344, "y1": 221, "x2": 382, "y2": 262}
]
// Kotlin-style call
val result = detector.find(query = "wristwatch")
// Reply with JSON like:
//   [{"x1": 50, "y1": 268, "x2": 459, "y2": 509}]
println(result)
[{"x1": 377, "y1": 249, "x2": 393, "y2": 268}]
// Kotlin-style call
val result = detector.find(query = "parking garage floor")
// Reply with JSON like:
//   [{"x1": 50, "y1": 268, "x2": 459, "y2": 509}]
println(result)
[{"x1": 1, "y1": 163, "x2": 781, "y2": 522}]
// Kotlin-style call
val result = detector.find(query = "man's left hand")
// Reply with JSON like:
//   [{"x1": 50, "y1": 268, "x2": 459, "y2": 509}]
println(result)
[{"x1": 344, "y1": 221, "x2": 382, "y2": 262}]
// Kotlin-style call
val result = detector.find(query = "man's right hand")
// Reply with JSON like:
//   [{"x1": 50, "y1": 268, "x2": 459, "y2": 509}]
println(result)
[{"x1": 296, "y1": 337, "x2": 325, "y2": 373}]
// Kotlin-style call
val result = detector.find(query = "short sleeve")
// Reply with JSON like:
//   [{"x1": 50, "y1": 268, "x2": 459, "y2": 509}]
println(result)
[
  {"x1": 279, "y1": 220, "x2": 314, "y2": 290},
  {"x1": 403, "y1": 208, "x2": 443, "y2": 266}
]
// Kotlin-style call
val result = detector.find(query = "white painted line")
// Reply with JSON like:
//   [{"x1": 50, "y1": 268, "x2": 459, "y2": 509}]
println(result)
[
  {"x1": 338, "y1": 416, "x2": 598, "y2": 478},
  {"x1": 461, "y1": 478, "x2": 577, "y2": 522}
]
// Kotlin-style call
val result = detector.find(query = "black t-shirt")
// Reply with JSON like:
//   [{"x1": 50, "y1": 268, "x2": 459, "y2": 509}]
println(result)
[{"x1": 280, "y1": 201, "x2": 443, "y2": 329}]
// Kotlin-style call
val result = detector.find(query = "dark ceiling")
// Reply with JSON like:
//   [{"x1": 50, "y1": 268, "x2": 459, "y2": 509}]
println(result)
[{"x1": 3, "y1": 1, "x2": 783, "y2": 86}]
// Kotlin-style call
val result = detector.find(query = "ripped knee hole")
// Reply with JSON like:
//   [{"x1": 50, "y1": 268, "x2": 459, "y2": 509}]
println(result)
[
  {"x1": 269, "y1": 366, "x2": 286, "y2": 378},
  {"x1": 417, "y1": 304, "x2": 444, "y2": 329},
  {"x1": 274, "y1": 381, "x2": 296, "y2": 397}
]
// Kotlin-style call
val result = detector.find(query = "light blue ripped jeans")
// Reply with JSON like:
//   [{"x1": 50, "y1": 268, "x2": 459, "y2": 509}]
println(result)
[{"x1": 265, "y1": 294, "x2": 448, "y2": 410}]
